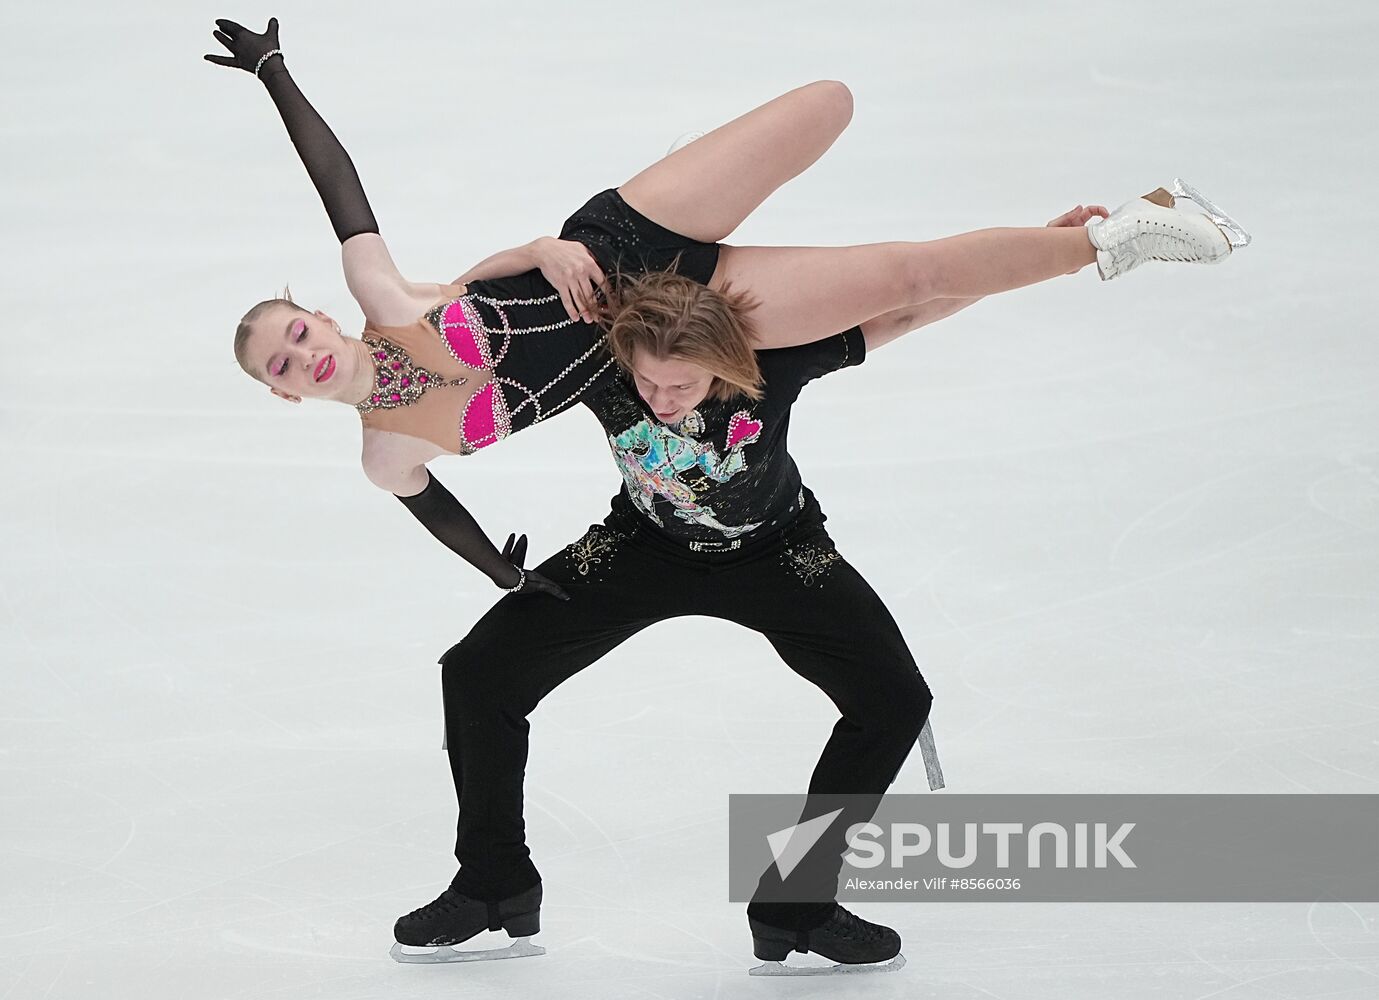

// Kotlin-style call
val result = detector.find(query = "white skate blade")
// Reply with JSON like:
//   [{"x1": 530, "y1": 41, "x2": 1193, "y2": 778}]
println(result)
[
  {"x1": 748, "y1": 953, "x2": 906, "y2": 977},
  {"x1": 1170, "y1": 177, "x2": 1252, "y2": 248},
  {"x1": 390, "y1": 936, "x2": 545, "y2": 964}
]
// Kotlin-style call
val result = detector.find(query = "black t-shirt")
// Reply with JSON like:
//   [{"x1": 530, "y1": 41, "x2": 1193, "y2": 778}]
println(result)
[{"x1": 582, "y1": 328, "x2": 867, "y2": 545}]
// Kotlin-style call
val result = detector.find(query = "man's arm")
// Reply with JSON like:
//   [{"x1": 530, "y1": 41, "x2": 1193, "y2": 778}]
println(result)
[
  {"x1": 452, "y1": 241, "x2": 543, "y2": 285},
  {"x1": 453, "y1": 237, "x2": 606, "y2": 323}
]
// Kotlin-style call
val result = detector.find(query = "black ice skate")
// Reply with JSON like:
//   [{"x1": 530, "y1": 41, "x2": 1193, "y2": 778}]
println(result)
[
  {"x1": 390, "y1": 882, "x2": 544, "y2": 964},
  {"x1": 747, "y1": 904, "x2": 905, "y2": 976}
]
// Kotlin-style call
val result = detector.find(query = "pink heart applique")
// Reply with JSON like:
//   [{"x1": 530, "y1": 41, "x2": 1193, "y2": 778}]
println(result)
[{"x1": 726, "y1": 411, "x2": 763, "y2": 449}]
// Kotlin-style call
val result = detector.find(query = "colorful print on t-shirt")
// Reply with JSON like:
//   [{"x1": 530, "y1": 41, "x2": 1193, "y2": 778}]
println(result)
[{"x1": 608, "y1": 410, "x2": 764, "y2": 537}]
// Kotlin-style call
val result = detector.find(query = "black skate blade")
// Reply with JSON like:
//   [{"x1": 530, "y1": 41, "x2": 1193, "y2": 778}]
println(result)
[
  {"x1": 748, "y1": 952, "x2": 906, "y2": 977},
  {"x1": 390, "y1": 936, "x2": 545, "y2": 964}
]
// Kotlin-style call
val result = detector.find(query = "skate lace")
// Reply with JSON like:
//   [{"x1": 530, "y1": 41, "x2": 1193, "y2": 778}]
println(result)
[
  {"x1": 830, "y1": 906, "x2": 885, "y2": 943},
  {"x1": 1139, "y1": 229, "x2": 1197, "y2": 262},
  {"x1": 1123, "y1": 214, "x2": 1221, "y2": 264},
  {"x1": 408, "y1": 888, "x2": 465, "y2": 921}
]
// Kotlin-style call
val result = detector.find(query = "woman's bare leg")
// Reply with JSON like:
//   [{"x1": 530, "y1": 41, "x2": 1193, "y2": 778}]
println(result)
[
  {"x1": 613, "y1": 81, "x2": 1095, "y2": 349},
  {"x1": 715, "y1": 227, "x2": 1098, "y2": 349},
  {"x1": 617, "y1": 80, "x2": 853, "y2": 243}
]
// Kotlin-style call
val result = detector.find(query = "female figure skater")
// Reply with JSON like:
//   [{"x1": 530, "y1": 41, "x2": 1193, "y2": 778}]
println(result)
[
  {"x1": 392, "y1": 206, "x2": 1118, "y2": 974},
  {"x1": 205, "y1": 17, "x2": 1250, "y2": 599}
]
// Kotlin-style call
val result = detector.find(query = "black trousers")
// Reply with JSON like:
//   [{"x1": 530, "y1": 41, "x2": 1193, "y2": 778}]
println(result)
[{"x1": 438, "y1": 493, "x2": 934, "y2": 929}]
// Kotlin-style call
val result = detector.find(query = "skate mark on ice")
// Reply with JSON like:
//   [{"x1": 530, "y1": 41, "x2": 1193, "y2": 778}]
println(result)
[
  {"x1": 899, "y1": 390, "x2": 1372, "y2": 466},
  {"x1": 1303, "y1": 901, "x2": 1379, "y2": 987},
  {"x1": 0, "y1": 574, "x2": 75, "y2": 696},
  {"x1": 95, "y1": 810, "x2": 420, "y2": 933},
  {"x1": 527, "y1": 785, "x2": 638, "y2": 898},
  {"x1": 1257, "y1": 754, "x2": 1318, "y2": 795},
  {"x1": 220, "y1": 928, "x2": 377, "y2": 963},
  {"x1": 940, "y1": 515, "x2": 1305, "y2": 638},
  {"x1": 1306, "y1": 464, "x2": 1379, "y2": 533},
  {"x1": 1088, "y1": 65, "x2": 1201, "y2": 98},
  {"x1": 1106, "y1": 459, "x2": 1278, "y2": 567},
  {"x1": 571, "y1": 932, "x2": 730, "y2": 971},
  {"x1": 1291, "y1": 744, "x2": 1376, "y2": 785},
  {"x1": 925, "y1": 545, "x2": 978, "y2": 644}
]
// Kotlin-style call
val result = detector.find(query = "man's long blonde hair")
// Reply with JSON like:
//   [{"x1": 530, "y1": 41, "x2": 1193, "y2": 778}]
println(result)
[{"x1": 602, "y1": 269, "x2": 763, "y2": 402}]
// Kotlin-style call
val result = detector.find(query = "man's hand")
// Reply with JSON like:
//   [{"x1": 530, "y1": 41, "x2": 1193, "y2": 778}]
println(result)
[{"x1": 530, "y1": 237, "x2": 606, "y2": 324}]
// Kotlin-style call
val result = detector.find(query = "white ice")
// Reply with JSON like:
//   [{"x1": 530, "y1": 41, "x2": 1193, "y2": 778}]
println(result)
[{"x1": 3, "y1": 1, "x2": 1378, "y2": 997}]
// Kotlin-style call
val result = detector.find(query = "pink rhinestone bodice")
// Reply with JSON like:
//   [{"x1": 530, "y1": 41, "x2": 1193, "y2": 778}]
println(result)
[{"x1": 358, "y1": 286, "x2": 614, "y2": 456}]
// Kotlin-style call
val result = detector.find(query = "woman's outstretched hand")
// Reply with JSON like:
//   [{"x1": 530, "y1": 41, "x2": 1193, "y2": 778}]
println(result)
[
  {"x1": 530, "y1": 237, "x2": 607, "y2": 324},
  {"x1": 502, "y1": 533, "x2": 571, "y2": 601},
  {"x1": 203, "y1": 16, "x2": 283, "y2": 75},
  {"x1": 1047, "y1": 204, "x2": 1108, "y2": 273}
]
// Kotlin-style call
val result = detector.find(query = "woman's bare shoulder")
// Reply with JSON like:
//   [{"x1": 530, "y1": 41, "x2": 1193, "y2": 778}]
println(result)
[
  {"x1": 360, "y1": 426, "x2": 448, "y2": 494},
  {"x1": 342, "y1": 233, "x2": 465, "y2": 327},
  {"x1": 363, "y1": 283, "x2": 457, "y2": 329}
]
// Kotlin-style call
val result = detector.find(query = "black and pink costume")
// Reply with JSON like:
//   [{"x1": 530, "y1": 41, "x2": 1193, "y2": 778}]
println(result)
[{"x1": 256, "y1": 55, "x2": 722, "y2": 591}]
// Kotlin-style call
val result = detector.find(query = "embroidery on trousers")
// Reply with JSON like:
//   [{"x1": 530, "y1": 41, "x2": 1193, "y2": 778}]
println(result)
[
  {"x1": 782, "y1": 541, "x2": 843, "y2": 586},
  {"x1": 567, "y1": 525, "x2": 622, "y2": 579}
]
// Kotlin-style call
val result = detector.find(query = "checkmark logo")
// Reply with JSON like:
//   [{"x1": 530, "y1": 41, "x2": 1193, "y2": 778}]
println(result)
[{"x1": 766, "y1": 808, "x2": 845, "y2": 880}]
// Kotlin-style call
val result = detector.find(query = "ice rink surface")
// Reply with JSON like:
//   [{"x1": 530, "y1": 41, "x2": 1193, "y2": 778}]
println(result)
[{"x1": 3, "y1": 1, "x2": 1378, "y2": 996}]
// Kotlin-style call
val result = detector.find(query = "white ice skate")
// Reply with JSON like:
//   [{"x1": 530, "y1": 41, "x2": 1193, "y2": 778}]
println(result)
[
  {"x1": 1086, "y1": 177, "x2": 1251, "y2": 280},
  {"x1": 390, "y1": 936, "x2": 545, "y2": 964}
]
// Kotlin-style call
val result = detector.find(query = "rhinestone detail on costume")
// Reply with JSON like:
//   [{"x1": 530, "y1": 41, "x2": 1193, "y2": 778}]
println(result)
[
  {"x1": 354, "y1": 335, "x2": 466, "y2": 414},
  {"x1": 422, "y1": 292, "x2": 614, "y2": 454},
  {"x1": 425, "y1": 292, "x2": 577, "y2": 373},
  {"x1": 566, "y1": 524, "x2": 623, "y2": 579},
  {"x1": 782, "y1": 542, "x2": 842, "y2": 586}
]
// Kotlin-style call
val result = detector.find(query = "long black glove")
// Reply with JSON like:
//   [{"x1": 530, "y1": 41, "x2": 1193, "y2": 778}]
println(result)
[
  {"x1": 395, "y1": 471, "x2": 570, "y2": 600},
  {"x1": 204, "y1": 17, "x2": 379, "y2": 244}
]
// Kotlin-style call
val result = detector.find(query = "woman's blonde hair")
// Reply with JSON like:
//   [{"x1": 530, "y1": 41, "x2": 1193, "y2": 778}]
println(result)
[
  {"x1": 233, "y1": 286, "x2": 307, "y2": 380},
  {"x1": 602, "y1": 269, "x2": 763, "y2": 402}
]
